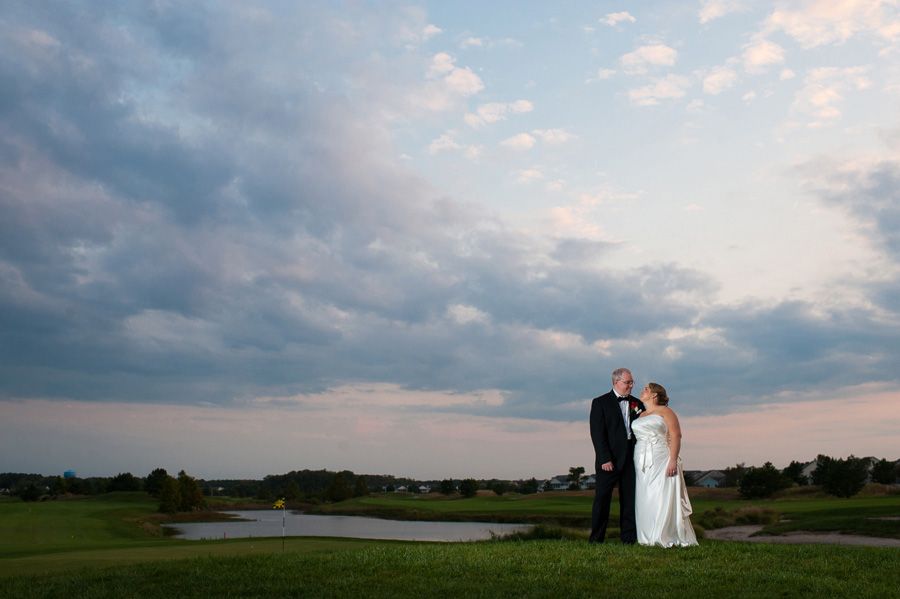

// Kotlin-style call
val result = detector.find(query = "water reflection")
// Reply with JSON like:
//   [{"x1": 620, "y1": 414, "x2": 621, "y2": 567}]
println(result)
[{"x1": 167, "y1": 511, "x2": 532, "y2": 542}]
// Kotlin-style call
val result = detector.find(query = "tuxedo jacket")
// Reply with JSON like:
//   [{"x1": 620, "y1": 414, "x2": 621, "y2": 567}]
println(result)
[{"x1": 590, "y1": 390, "x2": 644, "y2": 473}]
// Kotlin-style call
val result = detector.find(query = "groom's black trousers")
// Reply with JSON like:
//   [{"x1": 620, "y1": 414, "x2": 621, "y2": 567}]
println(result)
[{"x1": 590, "y1": 443, "x2": 637, "y2": 544}]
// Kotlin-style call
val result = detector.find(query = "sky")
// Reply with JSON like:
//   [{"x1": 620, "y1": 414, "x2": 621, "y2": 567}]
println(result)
[{"x1": 1, "y1": 0, "x2": 899, "y2": 482}]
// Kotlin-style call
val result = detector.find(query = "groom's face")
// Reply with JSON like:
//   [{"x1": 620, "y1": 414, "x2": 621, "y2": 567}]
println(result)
[{"x1": 613, "y1": 372, "x2": 634, "y2": 396}]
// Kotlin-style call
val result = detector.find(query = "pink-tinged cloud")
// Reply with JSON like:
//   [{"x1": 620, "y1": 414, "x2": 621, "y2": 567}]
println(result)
[
  {"x1": 766, "y1": 0, "x2": 898, "y2": 48},
  {"x1": 621, "y1": 44, "x2": 678, "y2": 74},
  {"x1": 742, "y1": 37, "x2": 785, "y2": 72},
  {"x1": 500, "y1": 133, "x2": 537, "y2": 150},
  {"x1": 628, "y1": 74, "x2": 691, "y2": 106},
  {"x1": 601, "y1": 12, "x2": 636, "y2": 27}
]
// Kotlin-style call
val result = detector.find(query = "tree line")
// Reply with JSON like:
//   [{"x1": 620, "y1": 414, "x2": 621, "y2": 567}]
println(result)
[
  {"x1": 722, "y1": 455, "x2": 899, "y2": 500},
  {"x1": 0, "y1": 468, "x2": 454, "y2": 510},
  {"x1": 3, "y1": 454, "x2": 895, "y2": 509}
]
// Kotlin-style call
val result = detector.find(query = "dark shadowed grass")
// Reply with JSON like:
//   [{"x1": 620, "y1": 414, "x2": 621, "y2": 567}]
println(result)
[{"x1": 4, "y1": 540, "x2": 898, "y2": 599}]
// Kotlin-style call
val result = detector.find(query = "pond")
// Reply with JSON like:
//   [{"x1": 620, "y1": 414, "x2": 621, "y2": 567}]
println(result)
[{"x1": 166, "y1": 511, "x2": 533, "y2": 542}]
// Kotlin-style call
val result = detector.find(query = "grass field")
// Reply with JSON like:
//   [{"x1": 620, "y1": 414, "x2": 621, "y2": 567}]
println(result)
[
  {"x1": 4, "y1": 537, "x2": 899, "y2": 598},
  {"x1": 2, "y1": 489, "x2": 899, "y2": 597}
]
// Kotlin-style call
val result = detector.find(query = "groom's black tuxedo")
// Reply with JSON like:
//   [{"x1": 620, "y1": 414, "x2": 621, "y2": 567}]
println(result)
[{"x1": 589, "y1": 390, "x2": 644, "y2": 543}]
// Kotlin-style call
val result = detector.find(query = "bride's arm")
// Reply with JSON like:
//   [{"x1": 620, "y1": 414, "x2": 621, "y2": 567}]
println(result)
[{"x1": 663, "y1": 409, "x2": 682, "y2": 477}]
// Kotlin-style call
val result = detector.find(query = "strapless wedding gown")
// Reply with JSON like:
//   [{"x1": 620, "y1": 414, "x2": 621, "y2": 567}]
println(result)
[{"x1": 632, "y1": 414, "x2": 698, "y2": 547}]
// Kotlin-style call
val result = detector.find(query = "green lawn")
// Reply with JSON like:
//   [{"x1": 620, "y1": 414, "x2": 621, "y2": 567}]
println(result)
[
  {"x1": 4, "y1": 539, "x2": 899, "y2": 598},
  {"x1": 0, "y1": 493, "x2": 169, "y2": 560},
  {"x1": 3, "y1": 488, "x2": 900, "y2": 595},
  {"x1": 0, "y1": 494, "x2": 411, "y2": 577}
]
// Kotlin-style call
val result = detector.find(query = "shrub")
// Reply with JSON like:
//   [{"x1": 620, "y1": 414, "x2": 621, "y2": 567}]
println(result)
[
  {"x1": 870, "y1": 459, "x2": 899, "y2": 485},
  {"x1": 325, "y1": 472, "x2": 352, "y2": 503},
  {"x1": 493, "y1": 524, "x2": 585, "y2": 541},
  {"x1": 739, "y1": 462, "x2": 792, "y2": 499},
  {"x1": 812, "y1": 454, "x2": 869, "y2": 498},
  {"x1": 458, "y1": 479, "x2": 479, "y2": 498},
  {"x1": 696, "y1": 505, "x2": 781, "y2": 530}
]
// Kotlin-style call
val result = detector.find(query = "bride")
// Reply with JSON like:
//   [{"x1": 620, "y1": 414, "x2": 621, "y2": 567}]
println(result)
[{"x1": 632, "y1": 382, "x2": 698, "y2": 547}]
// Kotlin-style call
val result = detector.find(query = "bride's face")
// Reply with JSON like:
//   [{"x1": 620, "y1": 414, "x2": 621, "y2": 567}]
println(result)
[{"x1": 640, "y1": 385, "x2": 654, "y2": 403}]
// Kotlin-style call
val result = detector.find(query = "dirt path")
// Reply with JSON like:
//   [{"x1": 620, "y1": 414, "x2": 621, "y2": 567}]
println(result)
[{"x1": 704, "y1": 525, "x2": 900, "y2": 547}]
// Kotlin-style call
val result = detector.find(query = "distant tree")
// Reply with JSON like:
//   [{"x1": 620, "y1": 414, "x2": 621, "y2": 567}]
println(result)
[
  {"x1": 18, "y1": 482, "x2": 42, "y2": 502},
  {"x1": 566, "y1": 466, "x2": 586, "y2": 491},
  {"x1": 459, "y1": 478, "x2": 479, "y2": 498},
  {"x1": 177, "y1": 470, "x2": 205, "y2": 511},
  {"x1": 158, "y1": 476, "x2": 181, "y2": 514},
  {"x1": 812, "y1": 454, "x2": 869, "y2": 498},
  {"x1": 50, "y1": 476, "x2": 68, "y2": 497},
  {"x1": 492, "y1": 481, "x2": 509, "y2": 496},
  {"x1": 233, "y1": 482, "x2": 257, "y2": 498},
  {"x1": 145, "y1": 468, "x2": 169, "y2": 497},
  {"x1": 739, "y1": 462, "x2": 792, "y2": 499},
  {"x1": 870, "y1": 459, "x2": 899, "y2": 485},
  {"x1": 68, "y1": 477, "x2": 86, "y2": 495},
  {"x1": 439, "y1": 479, "x2": 455, "y2": 495},
  {"x1": 325, "y1": 472, "x2": 352, "y2": 503},
  {"x1": 782, "y1": 461, "x2": 809, "y2": 486},
  {"x1": 722, "y1": 463, "x2": 746, "y2": 488},
  {"x1": 519, "y1": 478, "x2": 540, "y2": 495},
  {"x1": 285, "y1": 480, "x2": 302, "y2": 501},
  {"x1": 108, "y1": 472, "x2": 142, "y2": 492},
  {"x1": 354, "y1": 475, "x2": 369, "y2": 498},
  {"x1": 385, "y1": 484, "x2": 395, "y2": 493},
  {"x1": 682, "y1": 471, "x2": 696, "y2": 487}
]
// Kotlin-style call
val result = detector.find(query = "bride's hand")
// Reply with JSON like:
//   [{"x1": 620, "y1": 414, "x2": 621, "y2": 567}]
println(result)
[{"x1": 666, "y1": 460, "x2": 677, "y2": 477}]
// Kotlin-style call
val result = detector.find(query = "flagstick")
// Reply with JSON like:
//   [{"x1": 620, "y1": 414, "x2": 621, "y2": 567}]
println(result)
[{"x1": 273, "y1": 498, "x2": 286, "y2": 552}]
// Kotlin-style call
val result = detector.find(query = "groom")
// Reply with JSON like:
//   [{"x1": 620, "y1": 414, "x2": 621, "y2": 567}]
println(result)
[{"x1": 589, "y1": 367, "x2": 644, "y2": 544}]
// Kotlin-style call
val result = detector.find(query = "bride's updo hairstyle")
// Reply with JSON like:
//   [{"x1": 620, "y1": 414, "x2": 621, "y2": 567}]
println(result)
[{"x1": 649, "y1": 382, "x2": 669, "y2": 406}]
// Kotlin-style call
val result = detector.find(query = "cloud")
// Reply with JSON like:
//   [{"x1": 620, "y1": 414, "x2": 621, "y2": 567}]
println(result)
[
  {"x1": 765, "y1": 0, "x2": 899, "y2": 48},
  {"x1": 2, "y1": 0, "x2": 900, "y2": 481},
  {"x1": 464, "y1": 100, "x2": 533, "y2": 128},
  {"x1": 428, "y1": 132, "x2": 462, "y2": 154},
  {"x1": 702, "y1": 66, "x2": 739, "y2": 94},
  {"x1": 500, "y1": 133, "x2": 537, "y2": 150},
  {"x1": 699, "y1": 0, "x2": 749, "y2": 24},
  {"x1": 514, "y1": 169, "x2": 543, "y2": 184},
  {"x1": 628, "y1": 74, "x2": 692, "y2": 105},
  {"x1": 596, "y1": 68, "x2": 617, "y2": 80},
  {"x1": 601, "y1": 12, "x2": 636, "y2": 27},
  {"x1": 422, "y1": 24, "x2": 442, "y2": 40},
  {"x1": 397, "y1": 16, "x2": 442, "y2": 45},
  {"x1": 742, "y1": 36, "x2": 785, "y2": 72},
  {"x1": 795, "y1": 154, "x2": 900, "y2": 261},
  {"x1": 791, "y1": 66, "x2": 871, "y2": 121},
  {"x1": 532, "y1": 129, "x2": 576, "y2": 144},
  {"x1": 621, "y1": 44, "x2": 678, "y2": 75},
  {"x1": 414, "y1": 52, "x2": 485, "y2": 111}
]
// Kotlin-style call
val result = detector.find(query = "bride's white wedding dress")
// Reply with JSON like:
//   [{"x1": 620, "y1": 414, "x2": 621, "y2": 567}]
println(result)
[{"x1": 632, "y1": 414, "x2": 699, "y2": 547}]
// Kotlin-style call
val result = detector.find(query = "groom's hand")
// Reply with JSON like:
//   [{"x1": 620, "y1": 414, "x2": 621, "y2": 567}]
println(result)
[{"x1": 601, "y1": 461, "x2": 614, "y2": 472}]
